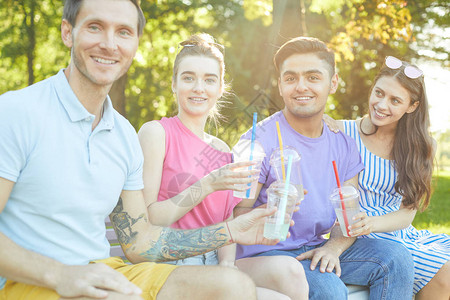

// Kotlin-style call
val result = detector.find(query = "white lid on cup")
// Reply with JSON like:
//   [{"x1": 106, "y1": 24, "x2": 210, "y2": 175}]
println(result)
[
  {"x1": 269, "y1": 146, "x2": 301, "y2": 168},
  {"x1": 232, "y1": 139, "x2": 266, "y2": 161},
  {"x1": 329, "y1": 185, "x2": 358, "y2": 202}
]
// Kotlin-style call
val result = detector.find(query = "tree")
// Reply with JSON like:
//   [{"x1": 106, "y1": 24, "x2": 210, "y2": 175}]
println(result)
[
  {"x1": 1, "y1": 0, "x2": 447, "y2": 146},
  {"x1": 0, "y1": 0, "x2": 67, "y2": 93},
  {"x1": 237, "y1": 0, "x2": 448, "y2": 123}
]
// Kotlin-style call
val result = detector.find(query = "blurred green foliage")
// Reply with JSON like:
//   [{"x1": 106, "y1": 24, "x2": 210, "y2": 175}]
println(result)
[
  {"x1": 413, "y1": 171, "x2": 450, "y2": 234},
  {"x1": 1, "y1": 0, "x2": 448, "y2": 147}
]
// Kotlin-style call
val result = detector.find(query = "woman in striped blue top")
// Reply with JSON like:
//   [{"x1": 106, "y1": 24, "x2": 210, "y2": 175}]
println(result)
[{"x1": 326, "y1": 56, "x2": 449, "y2": 299}]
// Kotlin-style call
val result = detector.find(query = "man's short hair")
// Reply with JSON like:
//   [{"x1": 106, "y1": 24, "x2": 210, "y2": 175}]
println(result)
[
  {"x1": 273, "y1": 37, "x2": 335, "y2": 77},
  {"x1": 63, "y1": 0, "x2": 146, "y2": 36}
]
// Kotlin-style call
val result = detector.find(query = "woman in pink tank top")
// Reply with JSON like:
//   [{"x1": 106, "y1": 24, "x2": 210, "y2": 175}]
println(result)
[{"x1": 138, "y1": 33, "x2": 307, "y2": 300}]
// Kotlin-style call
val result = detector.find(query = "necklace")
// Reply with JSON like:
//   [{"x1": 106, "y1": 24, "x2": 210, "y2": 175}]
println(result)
[{"x1": 360, "y1": 116, "x2": 377, "y2": 136}]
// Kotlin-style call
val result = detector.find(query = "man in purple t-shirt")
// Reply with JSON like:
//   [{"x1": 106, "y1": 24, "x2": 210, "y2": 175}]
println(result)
[{"x1": 234, "y1": 37, "x2": 415, "y2": 299}]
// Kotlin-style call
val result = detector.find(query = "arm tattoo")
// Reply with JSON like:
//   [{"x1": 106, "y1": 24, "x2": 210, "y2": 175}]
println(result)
[
  {"x1": 111, "y1": 197, "x2": 229, "y2": 262},
  {"x1": 110, "y1": 197, "x2": 145, "y2": 250},
  {"x1": 140, "y1": 225, "x2": 229, "y2": 262}
]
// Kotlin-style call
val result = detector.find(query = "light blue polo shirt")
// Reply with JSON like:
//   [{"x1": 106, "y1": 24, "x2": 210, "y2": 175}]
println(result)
[{"x1": 0, "y1": 69, "x2": 144, "y2": 288}]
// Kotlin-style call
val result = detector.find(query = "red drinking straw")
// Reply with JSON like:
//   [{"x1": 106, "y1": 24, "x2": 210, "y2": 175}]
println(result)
[{"x1": 332, "y1": 161, "x2": 350, "y2": 236}]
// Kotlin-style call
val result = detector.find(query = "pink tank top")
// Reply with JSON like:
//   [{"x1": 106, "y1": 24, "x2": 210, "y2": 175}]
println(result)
[{"x1": 157, "y1": 116, "x2": 241, "y2": 229}]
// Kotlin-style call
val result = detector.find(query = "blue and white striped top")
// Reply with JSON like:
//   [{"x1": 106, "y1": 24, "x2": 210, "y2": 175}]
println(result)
[{"x1": 343, "y1": 120, "x2": 450, "y2": 294}]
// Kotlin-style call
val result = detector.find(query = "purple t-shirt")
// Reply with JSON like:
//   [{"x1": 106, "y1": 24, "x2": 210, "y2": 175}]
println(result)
[{"x1": 236, "y1": 111, "x2": 364, "y2": 259}]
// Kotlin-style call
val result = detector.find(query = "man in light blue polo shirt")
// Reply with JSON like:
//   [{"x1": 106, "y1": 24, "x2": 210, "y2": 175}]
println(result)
[{"x1": 0, "y1": 1, "x2": 279, "y2": 299}]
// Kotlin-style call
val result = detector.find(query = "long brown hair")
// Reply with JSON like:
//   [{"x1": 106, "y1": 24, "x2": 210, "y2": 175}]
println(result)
[
  {"x1": 364, "y1": 61, "x2": 433, "y2": 211},
  {"x1": 173, "y1": 33, "x2": 230, "y2": 130}
]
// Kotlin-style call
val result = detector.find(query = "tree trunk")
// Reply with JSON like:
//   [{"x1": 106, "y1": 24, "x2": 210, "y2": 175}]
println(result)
[
  {"x1": 109, "y1": 73, "x2": 128, "y2": 117},
  {"x1": 268, "y1": 0, "x2": 308, "y2": 113},
  {"x1": 273, "y1": 0, "x2": 306, "y2": 46},
  {"x1": 299, "y1": 0, "x2": 308, "y2": 37},
  {"x1": 25, "y1": 0, "x2": 35, "y2": 85}
]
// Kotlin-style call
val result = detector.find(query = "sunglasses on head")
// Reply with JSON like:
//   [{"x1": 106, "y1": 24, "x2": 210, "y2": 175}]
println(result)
[{"x1": 385, "y1": 56, "x2": 423, "y2": 79}]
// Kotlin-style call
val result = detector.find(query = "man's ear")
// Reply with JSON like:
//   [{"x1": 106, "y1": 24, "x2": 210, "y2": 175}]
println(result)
[
  {"x1": 329, "y1": 73, "x2": 339, "y2": 95},
  {"x1": 406, "y1": 100, "x2": 419, "y2": 114},
  {"x1": 278, "y1": 78, "x2": 282, "y2": 96},
  {"x1": 61, "y1": 19, "x2": 73, "y2": 48}
]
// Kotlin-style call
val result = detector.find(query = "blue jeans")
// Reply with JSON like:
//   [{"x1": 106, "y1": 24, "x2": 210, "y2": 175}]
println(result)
[{"x1": 254, "y1": 238, "x2": 414, "y2": 300}]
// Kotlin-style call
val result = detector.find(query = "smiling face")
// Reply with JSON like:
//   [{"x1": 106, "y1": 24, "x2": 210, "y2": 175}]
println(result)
[
  {"x1": 368, "y1": 76, "x2": 418, "y2": 129},
  {"x1": 278, "y1": 53, "x2": 338, "y2": 121},
  {"x1": 61, "y1": 0, "x2": 139, "y2": 87},
  {"x1": 173, "y1": 55, "x2": 223, "y2": 118}
]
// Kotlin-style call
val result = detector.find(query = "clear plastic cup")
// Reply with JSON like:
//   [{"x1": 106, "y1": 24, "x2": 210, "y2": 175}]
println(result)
[
  {"x1": 270, "y1": 146, "x2": 304, "y2": 201},
  {"x1": 330, "y1": 185, "x2": 360, "y2": 237},
  {"x1": 232, "y1": 139, "x2": 265, "y2": 199},
  {"x1": 263, "y1": 180, "x2": 298, "y2": 241}
]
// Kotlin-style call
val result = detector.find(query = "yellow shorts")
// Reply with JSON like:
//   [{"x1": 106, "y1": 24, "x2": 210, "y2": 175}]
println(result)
[{"x1": 0, "y1": 256, "x2": 177, "y2": 300}]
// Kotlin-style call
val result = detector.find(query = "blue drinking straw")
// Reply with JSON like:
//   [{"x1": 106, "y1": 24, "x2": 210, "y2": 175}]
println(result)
[
  {"x1": 246, "y1": 112, "x2": 258, "y2": 197},
  {"x1": 277, "y1": 155, "x2": 293, "y2": 226}
]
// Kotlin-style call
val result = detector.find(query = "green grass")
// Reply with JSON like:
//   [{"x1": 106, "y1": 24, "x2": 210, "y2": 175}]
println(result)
[{"x1": 412, "y1": 171, "x2": 450, "y2": 235}]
